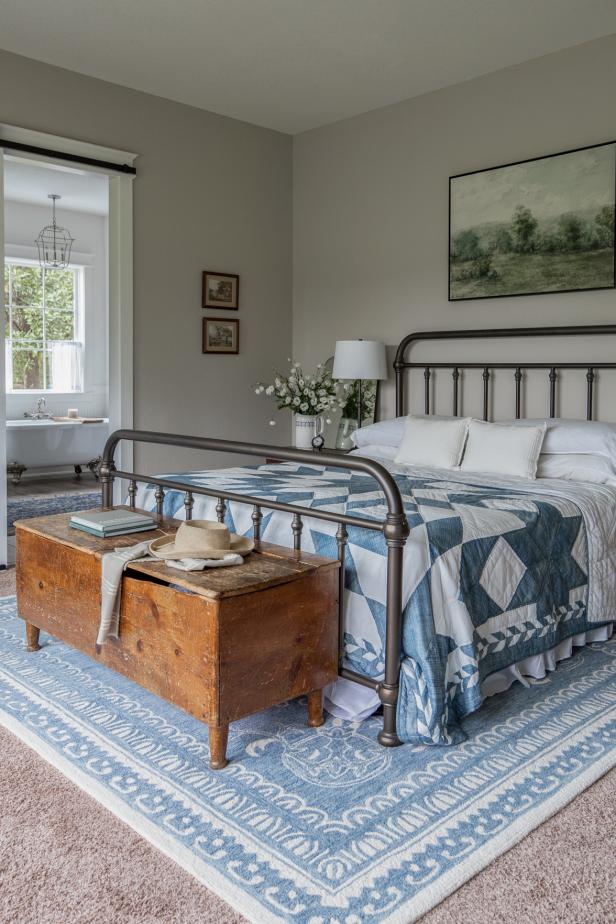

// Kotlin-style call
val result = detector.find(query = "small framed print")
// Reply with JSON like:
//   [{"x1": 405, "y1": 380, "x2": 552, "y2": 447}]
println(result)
[
  {"x1": 202, "y1": 271, "x2": 239, "y2": 310},
  {"x1": 203, "y1": 317, "x2": 239, "y2": 354}
]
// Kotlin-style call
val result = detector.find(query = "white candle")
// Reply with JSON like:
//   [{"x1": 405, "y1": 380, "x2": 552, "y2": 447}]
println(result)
[{"x1": 67, "y1": 408, "x2": 79, "y2": 419}]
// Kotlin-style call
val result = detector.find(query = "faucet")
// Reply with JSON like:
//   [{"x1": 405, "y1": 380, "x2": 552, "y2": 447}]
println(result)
[{"x1": 24, "y1": 397, "x2": 53, "y2": 420}]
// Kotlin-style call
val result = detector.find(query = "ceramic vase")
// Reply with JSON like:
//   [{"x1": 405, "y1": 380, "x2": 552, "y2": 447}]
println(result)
[{"x1": 294, "y1": 413, "x2": 322, "y2": 450}]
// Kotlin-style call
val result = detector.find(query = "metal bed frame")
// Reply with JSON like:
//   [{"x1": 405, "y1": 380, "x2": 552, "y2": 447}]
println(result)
[{"x1": 101, "y1": 323, "x2": 616, "y2": 749}]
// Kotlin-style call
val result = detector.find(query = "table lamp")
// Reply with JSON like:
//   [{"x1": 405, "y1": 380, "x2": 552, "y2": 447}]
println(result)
[{"x1": 332, "y1": 340, "x2": 387, "y2": 429}]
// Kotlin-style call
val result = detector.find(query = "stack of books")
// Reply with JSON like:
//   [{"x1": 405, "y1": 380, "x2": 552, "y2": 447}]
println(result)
[{"x1": 70, "y1": 509, "x2": 156, "y2": 538}]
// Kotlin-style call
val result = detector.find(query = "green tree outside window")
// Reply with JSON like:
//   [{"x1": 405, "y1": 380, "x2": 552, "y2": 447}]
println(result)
[{"x1": 4, "y1": 262, "x2": 80, "y2": 391}]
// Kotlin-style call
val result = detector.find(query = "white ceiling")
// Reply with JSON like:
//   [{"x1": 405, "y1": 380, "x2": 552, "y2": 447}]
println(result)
[
  {"x1": 0, "y1": 0, "x2": 615, "y2": 134},
  {"x1": 4, "y1": 159, "x2": 109, "y2": 215}
]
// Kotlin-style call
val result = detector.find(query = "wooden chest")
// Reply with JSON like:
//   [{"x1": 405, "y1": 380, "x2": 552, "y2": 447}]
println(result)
[{"x1": 15, "y1": 511, "x2": 340, "y2": 769}]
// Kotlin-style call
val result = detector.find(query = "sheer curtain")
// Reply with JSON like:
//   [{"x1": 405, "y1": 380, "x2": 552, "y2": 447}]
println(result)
[{"x1": 50, "y1": 342, "x2": 83, "y2": 392}]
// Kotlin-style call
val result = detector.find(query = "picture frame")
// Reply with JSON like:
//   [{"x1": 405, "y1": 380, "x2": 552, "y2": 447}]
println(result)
[
  {"x1": 449, "y1": 140, "x2": 616, "y2": 301},
  {"x1": 202, "y1": 317, "x2": 240, "y2": 354},
  {"x1": 202, "y1": 271, "x2": 239, "y2": 310}
]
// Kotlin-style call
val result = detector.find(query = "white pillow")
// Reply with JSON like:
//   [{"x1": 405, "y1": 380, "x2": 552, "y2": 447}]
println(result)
[
  {"x1": 352, "y1": 444, "x2": 398, "y2": 461},
  {"x1": 353, "y1": 413, "x2": 459, "y2": 451},
  {"x1": 394, "y1": 416, "x2": 470, "y2": 469},
  {"x1": 353, "y1": 416, "x2": 406, "y2": 450},
  {"x1": 461, "y1": 419, "x2": 546, "y2": 479},
  {"x1": 537, "y1": 452, "x2": 616, "y2": 485},
  {"x1": 504, "y1": 418, "x2": 616, "y2": 461}
]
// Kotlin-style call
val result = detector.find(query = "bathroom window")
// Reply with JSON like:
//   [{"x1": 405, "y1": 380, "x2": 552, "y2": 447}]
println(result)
[{"x1": 4, "y1": 259, "x2": 84, "y2": 393}]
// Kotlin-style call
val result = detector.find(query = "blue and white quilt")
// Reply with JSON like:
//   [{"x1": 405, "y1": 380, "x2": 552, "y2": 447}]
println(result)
[{"x1": 136, "y1": 458, "x2": 616, "y2": 745}]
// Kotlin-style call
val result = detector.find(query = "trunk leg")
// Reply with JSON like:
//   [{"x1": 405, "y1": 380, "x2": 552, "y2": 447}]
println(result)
[
  {"x1": 208, "y1": 724, "x2": 229, "y2": 770},
  {"x1": 25, "y1": 623, "x2": 41, "y2": 652},
  {"x1": 307, "y1": 689, "x2": 324, "y2": 727}
]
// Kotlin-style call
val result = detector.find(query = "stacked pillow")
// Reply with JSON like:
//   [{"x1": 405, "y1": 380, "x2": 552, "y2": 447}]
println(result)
[
  {"x1": 353, "y1": 415, "x2": 616, "y2": 484},
  {"x1": 459, "y1": 418, "x2": 546, "y2": 480},
  {"x1": 508, "y1": 418, "x2": 616, "y2": 484},
  {"x1": 393, "y1": 416, "x2": 470, "y2": 469}
]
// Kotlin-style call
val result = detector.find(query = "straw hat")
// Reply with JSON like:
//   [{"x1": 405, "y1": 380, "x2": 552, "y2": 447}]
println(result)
[{"x1": 149, "y1": 519, "x2": 254, "y2": 560}]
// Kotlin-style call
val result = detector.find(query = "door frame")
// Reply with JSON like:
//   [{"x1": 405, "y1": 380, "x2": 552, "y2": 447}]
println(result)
[{"x1": 1, "y1": 124, "x2": 137, "y2": 563}]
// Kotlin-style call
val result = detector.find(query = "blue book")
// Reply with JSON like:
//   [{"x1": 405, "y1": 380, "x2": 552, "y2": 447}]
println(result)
[
  {"x1": 72, "y1": 521, "x2": 156, "y2": 538},
  {"x1": 70, "y1": 509, "x2": 155, "y2": 534}
]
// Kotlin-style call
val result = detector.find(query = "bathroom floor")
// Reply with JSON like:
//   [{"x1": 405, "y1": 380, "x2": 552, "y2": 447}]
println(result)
[{"x1": 8, "y1": 474, "x2": 98, "y2": 498}]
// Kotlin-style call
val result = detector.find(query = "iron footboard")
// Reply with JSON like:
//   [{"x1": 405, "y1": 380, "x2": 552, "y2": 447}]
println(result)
[{"x1": 101, "y1": 429, "x2": 409, "y2": 747}]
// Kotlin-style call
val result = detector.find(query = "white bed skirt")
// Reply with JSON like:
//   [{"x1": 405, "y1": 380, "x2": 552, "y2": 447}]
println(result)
[{"x1": 325, "y1": 624, "x2": 615, "y2": 722}]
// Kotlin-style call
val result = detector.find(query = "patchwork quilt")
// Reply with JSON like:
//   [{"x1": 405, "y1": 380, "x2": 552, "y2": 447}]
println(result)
[{"x1": 136, "y1": 460, "x2": 616, "y2": 745}]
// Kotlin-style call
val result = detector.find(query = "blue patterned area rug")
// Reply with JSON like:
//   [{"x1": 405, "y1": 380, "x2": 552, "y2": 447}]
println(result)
[
  {"x1": 8, "y1": 490, "x2": 100, "y2": 528},
  {"x1": 1, "y1": 596, "x2": 616, "y2": 924}
]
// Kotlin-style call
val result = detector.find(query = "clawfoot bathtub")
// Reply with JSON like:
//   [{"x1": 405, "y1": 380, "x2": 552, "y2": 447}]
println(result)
[{"x1": 6, "y1": 418, "x2": 110, "y2": 481}]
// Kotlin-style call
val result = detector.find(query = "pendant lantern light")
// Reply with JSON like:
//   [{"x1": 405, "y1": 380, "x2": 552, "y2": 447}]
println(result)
[{"x1": 35, "y1": 194, "x2": 74, "y2": 269}]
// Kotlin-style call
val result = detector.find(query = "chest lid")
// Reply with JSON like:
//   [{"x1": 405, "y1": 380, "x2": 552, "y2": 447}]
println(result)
[{"x1": 16, "y1": 508, "x2": 339, "y2": 600}]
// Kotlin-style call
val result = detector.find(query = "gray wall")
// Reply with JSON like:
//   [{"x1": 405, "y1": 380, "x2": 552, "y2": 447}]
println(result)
[
  {"x1": 0, "y1": 49, "x2": 292, "y2": 471},
  {"x1": 293, "y1": 35, "x2": 616, "y2": 424}
]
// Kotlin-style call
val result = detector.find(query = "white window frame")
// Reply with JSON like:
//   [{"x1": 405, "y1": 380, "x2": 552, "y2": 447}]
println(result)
[{"x1": 4, "y1": 255, "x2": 86, "y2": 395}]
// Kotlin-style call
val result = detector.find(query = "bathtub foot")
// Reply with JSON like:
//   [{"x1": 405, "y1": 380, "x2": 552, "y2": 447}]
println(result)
[
  {"x1": 87, "y1": 457, "x2": 102, "y2": 480},
  {"x1": 75, "y1": 458, "x2": 101, "y2": 481},
  {"x1": 7, "y1": 462, "x2": 27, "y2": 486}
]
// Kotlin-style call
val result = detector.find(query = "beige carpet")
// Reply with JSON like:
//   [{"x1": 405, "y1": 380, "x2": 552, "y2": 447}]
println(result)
[
  {"x1": 1, "y1": 567, "x2": 615, "y2": 923},
  {"x1": 0, "y1": 568, "x2": 18, "y2": 596}
]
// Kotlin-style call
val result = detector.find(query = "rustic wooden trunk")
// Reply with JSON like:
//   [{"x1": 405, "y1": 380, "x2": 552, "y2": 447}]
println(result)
[{"x1": 15, "y1": 511, "x2": 340, "y2": 769}]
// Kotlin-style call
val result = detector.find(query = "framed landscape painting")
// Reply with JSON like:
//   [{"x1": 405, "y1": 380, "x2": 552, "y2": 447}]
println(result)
[
  {"x1": 202, "y1": 271, "x2": 239, "y2": 310},
  {"x1": 202, "y1": 318, "x2": 239, "y2": 354},
  {"x1": 449, "y1": 141, "x2": 616, "y2": 300}
]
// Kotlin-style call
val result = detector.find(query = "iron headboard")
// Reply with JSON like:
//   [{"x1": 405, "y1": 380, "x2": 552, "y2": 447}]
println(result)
[{"x1": 393, "y1": 324, "x2": 616, "y2": 421}]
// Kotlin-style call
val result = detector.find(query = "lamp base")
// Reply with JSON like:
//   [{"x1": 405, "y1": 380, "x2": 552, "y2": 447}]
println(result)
[{"x1": 336, "y1": 417, "x2": 358, "y2": 451}]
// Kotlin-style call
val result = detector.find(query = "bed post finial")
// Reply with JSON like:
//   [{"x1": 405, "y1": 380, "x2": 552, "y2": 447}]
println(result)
[
  {"x1": 99, "y1": 459, "x2": 115, "y2": 509},
  {"x1": 394, "y1": 363, "x2": 404, "y2": 417}
]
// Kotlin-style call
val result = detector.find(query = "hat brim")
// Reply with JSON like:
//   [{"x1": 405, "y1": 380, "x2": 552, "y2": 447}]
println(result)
[{"x1": 148, "y1": 534, "x2": 254, "y2": 560}]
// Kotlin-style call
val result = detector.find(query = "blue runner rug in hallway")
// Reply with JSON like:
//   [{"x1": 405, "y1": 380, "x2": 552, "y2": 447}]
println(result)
[
  {"x1": 1, "y1": 595, "x2": 615, "y2": 924},
  {"x1": 8, "y1": 491, "x2": 100, "y2": 528}
]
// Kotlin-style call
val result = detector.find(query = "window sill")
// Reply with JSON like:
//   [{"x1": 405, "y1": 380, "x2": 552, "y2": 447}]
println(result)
[{"x1": 7, "y1": 391, "x2": 85, "y2": 397}]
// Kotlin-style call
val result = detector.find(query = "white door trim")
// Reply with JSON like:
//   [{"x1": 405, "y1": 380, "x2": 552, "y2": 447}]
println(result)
[
  {"x1": 1, "y1": 125, "x2": 137, "y2": 551},
  {"x1": 108, "y1": 173, "x2": 134, "y2": 477},
  {"x1": 0, "y1": 153, "x2": 7, "y2": 567},
  {"x1": 0, "y1": 122, "x2": 137, "y2": 173}
]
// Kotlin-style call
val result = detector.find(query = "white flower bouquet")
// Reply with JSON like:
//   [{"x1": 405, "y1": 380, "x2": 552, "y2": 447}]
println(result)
[{"x1": 255, "y1": 360, "x2": 343, "y2": 425}]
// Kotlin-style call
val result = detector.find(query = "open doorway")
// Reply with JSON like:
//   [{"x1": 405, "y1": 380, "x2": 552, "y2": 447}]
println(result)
[
  {"x1": 0, "y1": 126, "x2": 136, "y2": 568},
  {"x1": 3, "y1": 159, "x2": 110, "y2": 563}
]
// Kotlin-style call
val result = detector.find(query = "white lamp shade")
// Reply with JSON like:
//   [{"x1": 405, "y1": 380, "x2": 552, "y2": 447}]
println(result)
[{"x1": 332, "y1": 340, "x2": 387, "y2": 380}]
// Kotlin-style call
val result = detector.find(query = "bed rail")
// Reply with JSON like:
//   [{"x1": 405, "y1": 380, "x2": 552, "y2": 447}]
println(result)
[{"x1": 101, "y1": 428, "x2": 409, "y2": 747}]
